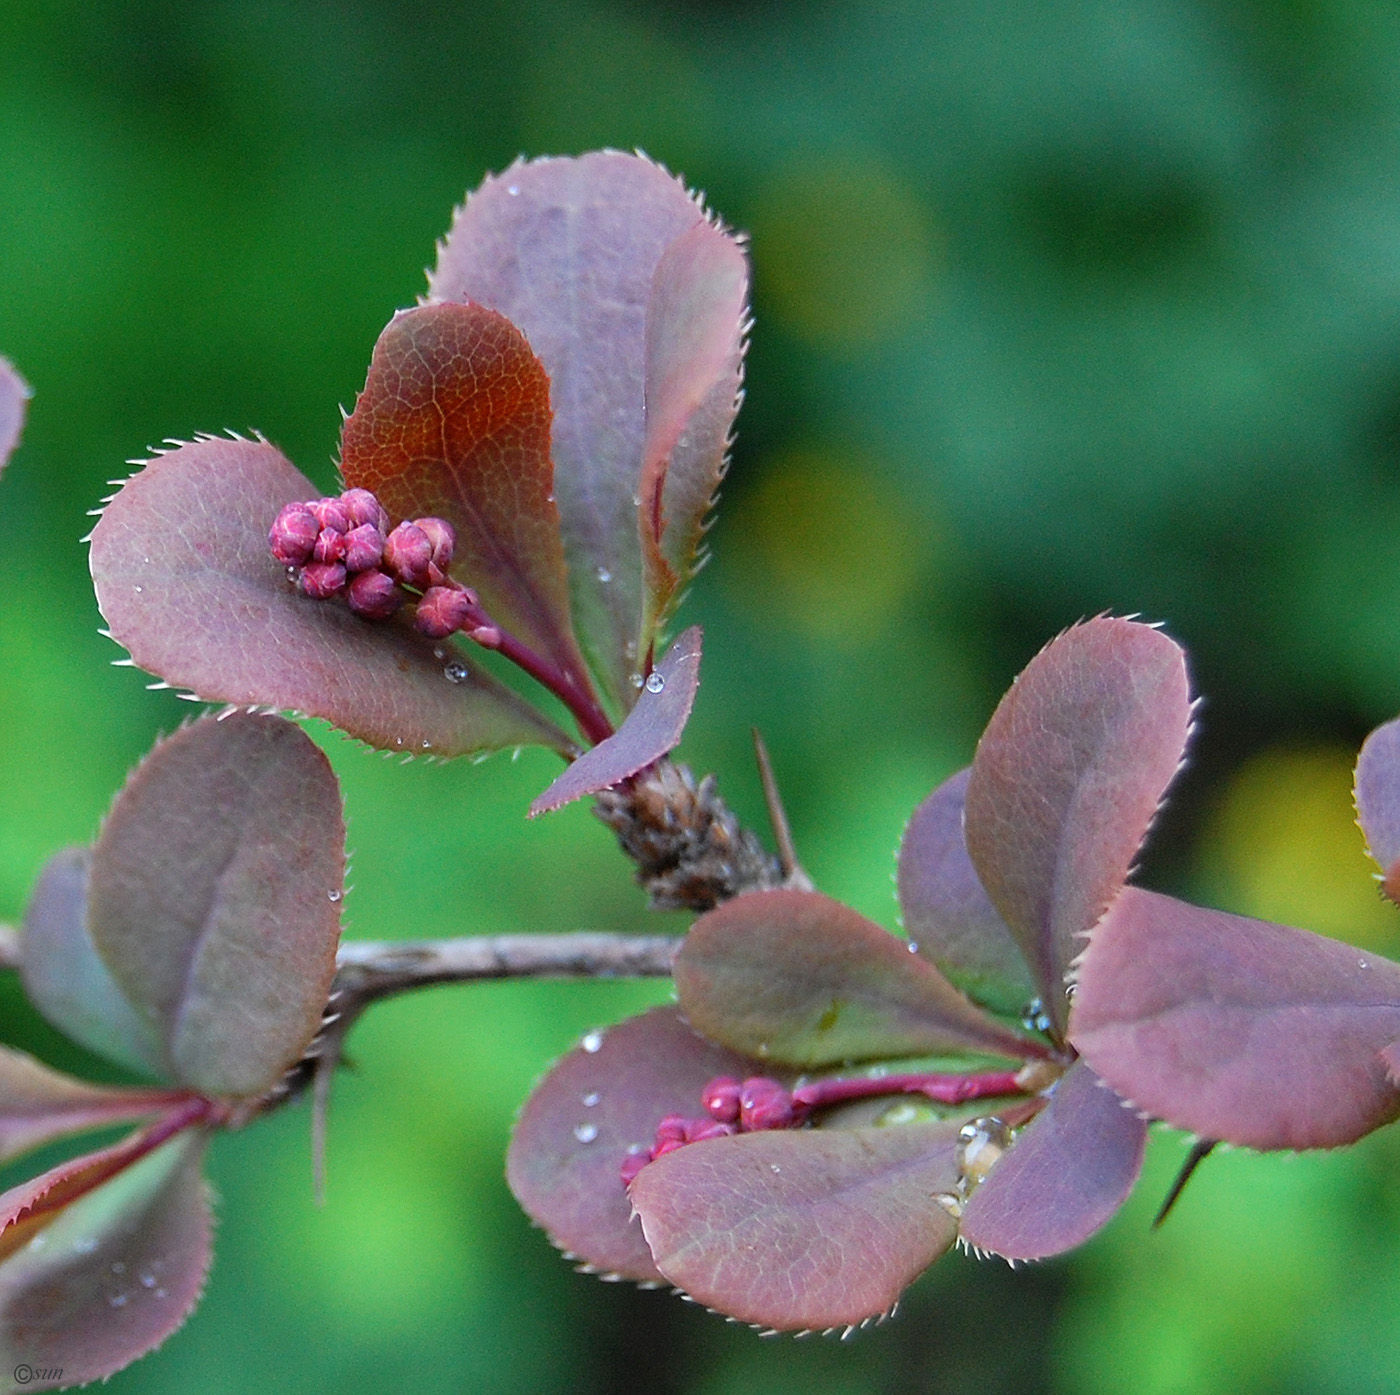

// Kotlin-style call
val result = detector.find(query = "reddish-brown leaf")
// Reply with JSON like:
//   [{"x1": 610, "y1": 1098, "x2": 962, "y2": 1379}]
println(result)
[
  {"x1": 1071, "y1": 887, "x2": 1400, "y2": 1149},
  {"x1": 89, "y1": 435, "x2": 569, "y2": 757}
]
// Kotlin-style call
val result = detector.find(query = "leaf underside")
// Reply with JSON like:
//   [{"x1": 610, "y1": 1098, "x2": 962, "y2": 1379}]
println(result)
[
  {"x1": 506, "y1": 1006, "x2": 780, "y2": 1284},
  {"x1": 897, "y1": 767, "x2": 1036, "y2": 1018},
  {"x1": 529, "y1": 626, "x2": 703, "y2": 816},
  {"x1": 0, "y1": 357, "x2": 28, "y2": 478},
  {"x1": 428, "y1": 151, "x2": 745, "y2": 711},
  {"x1": 673, "y1": 889, "x2": 1036, "y2": 1068},
  {"x1": 87, "y1": 714, "x2": 345, "y2": 1098},
  {"x1": 958, "y1": 1059, "x2": 1147, "y2": 1260},
  {"x1": 340, "y1": 302, "x2": 592, "y2": 697},
  {"x1": 0, "y1": 1131, "x2": 211, "y2": 1392},
  {"x1": 20, "y1": 848, "x2": 164, "y2": 1079},
  {"x1": 630, "y1": 1120, "x2": 961, "y2": 1330},
  {"x1": 89, "y1": 435, "x2": 569, "y2": 757},
  {"x1": 1070, "y1": 887, "x2": 1400, "y2": 1149},
  {"x1": 964, "y1": 617, "x2": 1192, "y2": 1037},
  {"x1": 1355, "y1": 716, "x2": 1400, "y2": 901}
]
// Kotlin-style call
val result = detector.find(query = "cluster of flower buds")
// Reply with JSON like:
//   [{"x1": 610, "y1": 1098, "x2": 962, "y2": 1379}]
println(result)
[
  {"x1": 269, "y1": 488, "x2": 502, "y2": 646},
  {"x1": 620, "y1": 1075, "x2": 811, "y2": 1187}
]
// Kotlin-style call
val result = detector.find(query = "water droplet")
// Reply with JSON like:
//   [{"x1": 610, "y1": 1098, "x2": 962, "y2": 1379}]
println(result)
[
  {"x1": 581, "y1": 1091, "x2": 600, "y2": 1107},
  {"x1": 443, "y1": 660, "x2": 469, "y2": 684},
  {"x1": 644, "y1": 672, "x2": 665, "y2": 694},
  {"x1": 139, "y1": 1271, "x2": 157, "y2": 1288},
  {"x1": 756, "y1": 1042, "x2": 771, "y2": 1058},
  {"x1": 906, "y1": 940, "x2": 920, "y2": 953},
  {"x1": 328, "y1": 889, "x2": 342, "y2": 903},
  {"x1": 769, "y1": 1163, "x2": 781, "y2": 1174},
  {"x1": 432, "y1": 646, "x2": 446, "y2": 661},
  {"x1": 110, "y1": 1262, "x2": 126, "y2": 1275},
  {"x1": 73, "y1": 1236, "x2": 97, "y2": 1255},
  {"x1": 596, "y1": 566, "x2": 612, "y2": 583},
  {"x1": 573, "y1": 1123, "x2": 599, "y2": 1143},
  {"x1": 629, "y1": 672, "x2": 644, "y2": 690},
  {"x1": 133, "y1": 585, "x2": 143, "y2": 593},
  {"x1": 1020, "y1": 997, "x2": 1052, "y2": 1034},
  {"x1": 878, "y1": 1100, "x2": 922, "y2": 1127},
  {"x1": 421, "y1": 740, "x2": 431, "y2": 749},
  {"x1": 1360, "y1": 958, "x2": 1371, "y2": 969},
  {"x1": 581, "y1": 1030, "x2": 604, "y2": 1054},
  {"x1": 26, "y1": 1233, "x2": 47, "y2": 1253},
  {"x1": 507, "y1": 184, "x2": 520, "y2": 195},
  {"x1": 933, "y1": 1191, "x2": 963, "y2": 1218},
  {"x1": 109, "y1": 1292, "x2": 128, "y2": 1309}
]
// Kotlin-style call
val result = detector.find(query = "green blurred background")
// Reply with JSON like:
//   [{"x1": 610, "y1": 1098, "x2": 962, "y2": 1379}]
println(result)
[{"x1": 5, "y1": 0, "x2": 1400, "y2": 1389}]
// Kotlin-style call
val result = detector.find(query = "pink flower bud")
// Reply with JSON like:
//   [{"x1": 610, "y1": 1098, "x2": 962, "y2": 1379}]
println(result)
[
  {"x1": 343, "y1": 522, "x2": 385, "y2": 573},
  {"x1": 653, "y1": 1115, "x2": 689, "y2": 1147},
  {"x1": 340, "y1": 487, "x2": 389, "y2": 533},
  {"x1": 685, "y1": 1120, "x2": 737, "y2": 1143},
  {"x1": 414, "y1": 516, "x2": 455, "y2": 571},
  {"x1": 313, "y1": 527, "x2": 347, "y2": 564},
  {"x1": 651, "y1": 1137, "x2": 686, "y2": 1160},
  {"x1": 739, "y1": 1077, "x2": 800, "y2": 1132},
  {"x1": 384, "y1": 522, "x2": 432, "y2": 588},
  {"x1": 413, "y1": 585, "x2": 475, "y2": 638},
  {"x1": 620, "y1": 1150, "x2": 651, "y2": 1188},
  {"x1": 702, "y1": 1076, "x2": 743, "y2": 1124},
  {"x1": 346, "y1": 568, "x2": 401, "y2": 618},
  {"x1": 299, "y1": 561, "x2": 347, "y2": 598},
  {"x1": 309, "y1": 497, "x2": 352, "y2": 534},
  {"x1": 269, "y1": 503, "x2": 319, "y2": 566}
]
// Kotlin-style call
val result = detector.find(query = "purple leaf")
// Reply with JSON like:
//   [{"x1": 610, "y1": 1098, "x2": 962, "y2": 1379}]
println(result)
[
  {"x1": 529, "y1": 626, "x2": 702, "y2": 816},
  {"x1": 674, "y1": 889, "x2": 1039, "y2": 1069},
  {"x1": 87, "y1": 715, "x2": 344, "y2": 1098},
  {"x1": 630, "y1": 1120, "x2": 960, "y2": 1330},
  {"x1": 1355, "y1": 717, "x2": 1400, "y2": 902},
  {"x1": 0, "y1": 1048, "x2": 188, "y2": 1169},
  {"x1": 0, "y1": 357, "x2": 29, "y2": 479},
  {"x1": 964, "y1": 618, "x2": 1191, "y2": 1037},
  {"x1": 89, "y1": 435, "x2": 569, "y2": 757},
  {"x1": 507, "y1": 1006, "x2": 776, "y2": 1284},
  {"x1": 638, "y1": 222, "x2": 748, "y2": 645},
  {"x1": 957, "y1": 1059, "x2": 1146, "y2": 1260},
  {"x1": 1070, "y1": 887, "x2": 1400, "y2": 1149},
  {"x1": 428, "y1": 152, "x2": 744, "y2": 710},
  {"x1": 20, "y1": 848, "x2": 164, "y2": 1079},
  {"x1": 0, "y1": 1130, "x2": 211, "y2": 1390},
  {"x1": 897, "y1": 768, "x2": 1036, "y2": 1018},
  {"x1": 340, "y1": 303, "x2": 593, "y2": 700}
]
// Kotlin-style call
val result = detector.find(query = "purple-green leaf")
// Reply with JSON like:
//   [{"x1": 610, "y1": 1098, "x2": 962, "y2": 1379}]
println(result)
[
  {"x1": 1356, "y1": 717, "x2": 1400, "y2": 903},
  {"x1": 87, "y1": 714, "x2": 344, "y2": 1098},
  {"x1": 0, "y1": 1130, "x2": 211, "y2": 1391},
  {"x1": 0, "y1": 358, "x2": 29, "y2": 479},
  {"x1": 1070, "y1": 887, "x2": 1400, "y2": 1149},
  {"x1": 674, "y1": 889, "x2": 1038, "y2": 1069},
  {"x1": 529, "y1": 626, "x2": 702, "y2": 816},
  {"x1": 89, "y1": 435, "x2": 569, "y2": 757},
  {"x1": 897, "y1": 768, "x2": 1036, "y2": 1018},
  {"x1": 0, "y1": 1048, "x2": 187, "y2": 1169},
  {"x1": 964, "y1": 618, "x2": 1191, "y2": 1037},
  {"x1": 428, "y1": 152, "x2": 744, "y2": 710},
  {"x1": 507, "y1": 1006, "x2": 775, "y2": 1284},
  {"x1": 340, "y1": 303, "x2": 593, "y2": 699},
  {"x1": 957, "y1": 1060, "x2": 1146, "y2": 1260},
  {"x1": 20, "y1": 848, "x2": 163, "y2": 1079},
  {"x1": 630, "y1": 1120, "x2": 960, "y2": 1330}
]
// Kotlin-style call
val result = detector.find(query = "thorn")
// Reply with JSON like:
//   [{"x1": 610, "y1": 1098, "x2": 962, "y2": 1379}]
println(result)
[
  {"x1": 1153, "y1": 1138, "x2": 1217, "y2": 1228},
  {"x1": 752, "y1": 728, "x2": 809, "y2": 887}
]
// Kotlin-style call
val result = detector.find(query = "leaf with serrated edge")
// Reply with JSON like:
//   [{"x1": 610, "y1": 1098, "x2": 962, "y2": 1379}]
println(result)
[
  {"x1": 964, "y1": 618, "x2": 1191, "y2": 1038},
  {"x1": 0, "y1": 1047, "x2": 186, "y2": 1170},
  {"x1": 89, "y1": 435, "x2": 569, "y2": 757},
  {"x1": 631, "y1": 1120, "x2": 960, "y2": 1330},
  {"x1": 674, "y1": 889, "x2": 1038, "y2": 1069},
  {"x1": 0, "y1": 358, "x2": 29, "y2": 479},
  {"x1": 87, "y1": 715, "x2": 344, "y2": 1098},
  {"x1": 428, "y1": 152, "x2": 731, "y2": 711},
  {"x1": 21, "y1": 848, "x2": 164, "y2": 1079},
  {"x1": 897, "y1": 768, "x2": 1036, "y2": 1019},
  {"x1": 0, "y1": 1131, "x2": 211, "y2": 1391},
  {"x1": 1356, "y1": 717, "x2": 1400, "y2": 902},
  {"x1": 638, "y1": 222, "x2": 747, "y2": 648},
  {"x1": 340, "y1": 303, "x2": 593, "y2": 700},
  {"x1": 1070, "y1": 887, "x2": 1400, "y2": 1149},
  {"x1": 529, "y1": 627, "x2": 702, "y2": 816},
  {"x1": 507, "y1": 1007, "x2": 781, "y2": 1284},
  {"x1": 958, "y1": 1059, "x2": 1146, "y2": 1260}
]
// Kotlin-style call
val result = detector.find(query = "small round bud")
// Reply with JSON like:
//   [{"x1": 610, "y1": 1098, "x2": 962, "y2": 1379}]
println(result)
[
  {"x1": 299, "y1": 561, "x2": 347, "y2": 598},
  {"x1": 739, "y1": 1077, "x2": 799, "y2": 1132},
  {"x1": 651, "y1": 1137, "x2": 686, "y2": 1160},
  {"x1": 701, "y1": 1077, "x2": 743, "y2": 1124},
  {"x1": 620, "y1": 1150, "x2": 651, "y2": 1188},
  {"x1": 313, "y1": 527, "x2": 347, "y2": 564},
  {"x1": 340, "y1": 487, "x2": 390, "y2": 533},
  {"x1": 384, "y1": 522, "x2": 432, "y2": 588},
  {"x1": 685, "y1": 1120, "x2": 737, "y2": 1143},
  {"x1": 414, "y1": 516, "x2": 455, "y2": 571},
  {"x1": 653, "y1": 1115, "x2": 689, "y2": 1147},
  {"x1": 412, "y1": 585, "x2": 475, "y2": 639},
  {"x1": 346, "y1": 568, "x2": 402, "y2": 618},
  {"x1": 269, "y1": 503, "x2": 319, "y2": 566},
  {"x1": 309, "y1": 497, "x2": 352, "y2": 534},
  {"x1": 343, "y1": 522, "x2": 385, "y2": 574}
]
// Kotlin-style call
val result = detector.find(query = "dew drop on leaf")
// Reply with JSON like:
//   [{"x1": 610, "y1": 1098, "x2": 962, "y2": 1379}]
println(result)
[
  {"x1": 581, "y1": 1091, "x2": 600, "y2": 1107},
  {"x1": 581, "y1": 1030, "x2": 604, "y2": 1054},
  {"x1": 645, "y1": 672, "x2": 665, "y2": 694},
  {"x1": 328, "y1": 889, "x2": 342, "y2": 903},
  {"x1": 443, "y1": 660, "x2": 470, "y2": 684},
  {"x1": 596, "y1": 567, "x2": 612, "y2": 583},
  {"x1": 573, "y1": 1123, "x2": 599, "y2": 1143}
]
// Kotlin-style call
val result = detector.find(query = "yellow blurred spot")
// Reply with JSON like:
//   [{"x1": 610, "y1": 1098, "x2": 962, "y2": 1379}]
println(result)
[
  {"x1": 750, "y1": 155, "x2": 939, "y2": 348},
  {"x1": 723, "y1": 448, "x2": 930, "y2": 644},
  {"x1": 1194, "y1": 743, "x2": 1399, "y2": 951}
]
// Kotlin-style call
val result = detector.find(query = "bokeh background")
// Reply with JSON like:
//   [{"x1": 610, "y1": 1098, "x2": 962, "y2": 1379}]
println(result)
[{"x1": 5, "y1": 1, "x2": 1400, "y2": 1390}]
